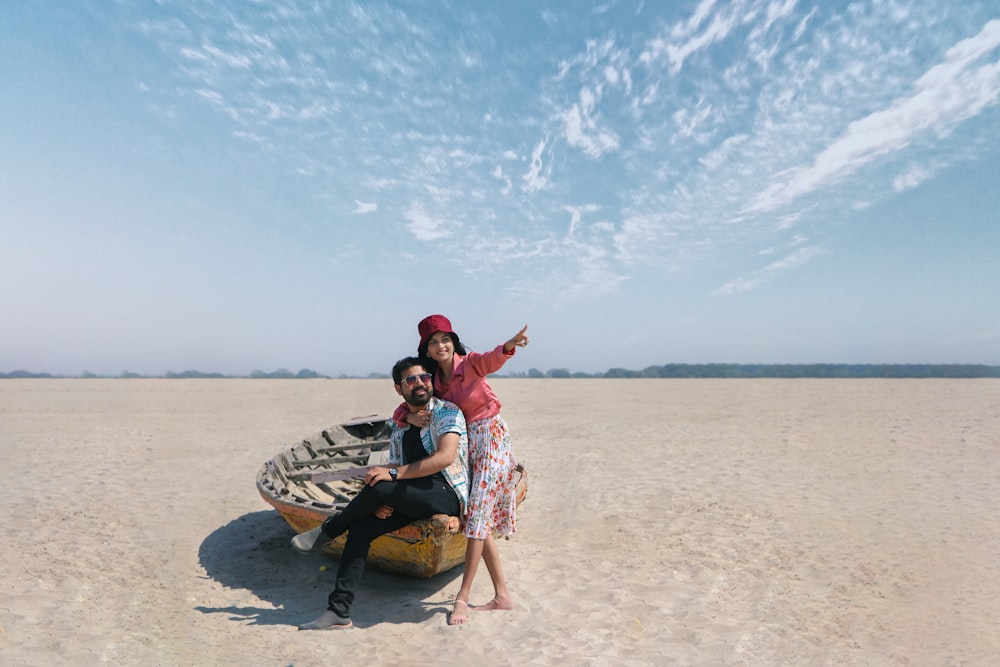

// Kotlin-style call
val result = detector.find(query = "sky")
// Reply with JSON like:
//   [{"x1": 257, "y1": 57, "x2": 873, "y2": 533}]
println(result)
[{"x1": 2, "y1": 1, "x2": 999, "y2": 377}]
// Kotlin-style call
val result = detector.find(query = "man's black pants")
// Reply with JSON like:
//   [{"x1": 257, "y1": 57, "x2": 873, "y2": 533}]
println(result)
[{"x1": 320, "y1": 476, "x2": 459, "y2": 619}]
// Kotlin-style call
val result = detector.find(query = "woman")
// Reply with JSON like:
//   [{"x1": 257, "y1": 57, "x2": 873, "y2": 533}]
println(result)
[{"x1": 394, "y1": 314, "x2": 528, "y2": 624}]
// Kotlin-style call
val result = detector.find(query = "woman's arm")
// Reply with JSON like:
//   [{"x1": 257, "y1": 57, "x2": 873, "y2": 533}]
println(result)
[
  {"x1": 503, "y1": 324, "x2": 529, "y2": 353},
  {"x1": 466, "y1": 324, "x2": 530, "y2": 376}
]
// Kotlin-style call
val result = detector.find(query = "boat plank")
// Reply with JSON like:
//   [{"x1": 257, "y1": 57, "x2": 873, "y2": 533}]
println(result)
[
  {"x1": 317, "y1": 440, "x2": 390, "y2": 453},
  {"x1": 314, "y1": 481, "x2": 358, "y2": 504},
  {"x1": 288, "y1": 453, "x2": 369, "y2": 469}
]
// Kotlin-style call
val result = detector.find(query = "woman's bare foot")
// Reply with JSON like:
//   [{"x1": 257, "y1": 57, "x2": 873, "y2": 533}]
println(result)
[
  {"x1": 449, "y1": 599, "x2": 471, "y2": 625},
  {"x1": 473, "y1": 597, "x2": 514, "y2": 611}
]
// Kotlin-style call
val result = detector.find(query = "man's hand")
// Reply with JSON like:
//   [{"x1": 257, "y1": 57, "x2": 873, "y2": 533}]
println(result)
[
  {"x1": 365, "y1": 467, "x2": 392, "y2": 486},
  {"x1": 374, "y1": 505, "x2": 394, "y2": 519}
]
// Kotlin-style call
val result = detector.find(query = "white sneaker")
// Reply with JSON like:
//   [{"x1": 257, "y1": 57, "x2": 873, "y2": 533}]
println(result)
[{"x1": 291, "y1": 526, "x2": 324, "y2": 553}]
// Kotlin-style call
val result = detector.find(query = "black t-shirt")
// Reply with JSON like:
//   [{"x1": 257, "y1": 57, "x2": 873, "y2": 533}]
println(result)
[{"x1": 402, "y1": 425, "x2": 447, "y2": 484}]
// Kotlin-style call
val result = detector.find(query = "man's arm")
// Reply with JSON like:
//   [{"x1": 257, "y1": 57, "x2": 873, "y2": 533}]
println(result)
[{"x1": 365, "y1": 432, "x2": 459, "y2": 485}]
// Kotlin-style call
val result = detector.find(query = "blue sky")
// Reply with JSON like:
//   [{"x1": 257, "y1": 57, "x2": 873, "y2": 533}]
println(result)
[{"x1": 2, "y1": 1, "x2": 999, "y2": 376}]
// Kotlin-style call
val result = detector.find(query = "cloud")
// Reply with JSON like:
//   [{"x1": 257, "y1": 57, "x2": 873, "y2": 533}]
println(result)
[
  {"x1": 563, "y1": 255, "x2": 629, "y2": 300},
  {"x1": 893, "y1": 165, "x2": 931, "y2": 192},
  {"x1": 130, "y1": 2, "x2": 1000, "y2": 307},
  {"x1": 522, "y1": 137, "x2": 551, "y2": 193},
  {"x1": 713, "y1": 244, "x2": 822, "y2": 295},
  {"x1": 181, "y1": 43, "x2": 252, "y2": 70},
  {"x1": 492, "y1": 165, "x2": 512, "y2": 196},
  {"x1": 352, "y1": 200, "x2": 378, "y2": 214},
  {"x1": 775, "y1": 211, "x2": 804, "y2": 231},
  {"x1": 560, "y1": 86, "x2": 620, "y2": 158},
  {"x1": 193, "y1": 88, "x2": 242, "y2": 122},
  {"x1": 641, "y1": 0, "x2": 750, "y2": 74},
  {"x1": 613, "y1": 210, "x2": 679, "y2": 264},
  {"x1": 563, "y1": 204, "x2": 601, "y2": 238},
  {"x1": 403, "y1": 204, "x2": 452, "y2": 241},
  {"x1": 515, "y1": 238, "x2": 628, "y2": 303},
  {"x1": 673, "y1": 98, "x2": 713, "y2": 139},
  {"x1": 671, "y1": 0, "x2": 719, "y2": 40},
  {"x1": 746, "y1": 19, "x2": 1000, "y2": 214}
]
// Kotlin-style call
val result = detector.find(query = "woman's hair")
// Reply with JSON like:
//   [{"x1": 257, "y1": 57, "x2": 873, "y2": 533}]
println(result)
[{"x1": 417, "y1": 331, "x2": 468, "y2": 376}]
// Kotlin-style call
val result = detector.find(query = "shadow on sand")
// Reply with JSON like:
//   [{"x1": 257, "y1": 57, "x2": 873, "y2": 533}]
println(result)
[{"x1": 197, "y1": 510, "x2": 461, "y2": 629}]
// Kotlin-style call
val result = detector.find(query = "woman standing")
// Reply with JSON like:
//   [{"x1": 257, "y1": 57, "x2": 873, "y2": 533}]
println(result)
[{"x1": 394, "y1": 314, "x2": 528, "y2": 625}]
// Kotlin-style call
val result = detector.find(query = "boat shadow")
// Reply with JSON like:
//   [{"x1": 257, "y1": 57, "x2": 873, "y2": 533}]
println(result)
[{"x1": 196, "y1": 510, "x2": 462, "y2": 628}]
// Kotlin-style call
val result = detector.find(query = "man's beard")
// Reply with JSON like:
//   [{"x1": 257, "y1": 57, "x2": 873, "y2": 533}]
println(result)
[{"x1": 408, "y1": 387, "x2": 431, "y2": 407}]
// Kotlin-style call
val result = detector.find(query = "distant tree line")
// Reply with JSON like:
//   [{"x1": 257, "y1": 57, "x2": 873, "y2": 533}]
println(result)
[
  {"x1": 2, "y1": 370, "x2": 57, "y2": 378},
  {"x1": 247, "y1": 368, "x2": 324, "y2": 379},
  {"x1": 0, "y1": 368, "x2": 330, "y2": 379},
  {"x1": 505, "y1": 364, "x2": 1000, "y2": 378},
  {"x1": 3, "y1": 364, "x2": 999, "y2": 379}
]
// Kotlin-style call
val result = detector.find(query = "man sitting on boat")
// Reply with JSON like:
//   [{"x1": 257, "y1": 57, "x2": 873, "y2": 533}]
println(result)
[{"x1": 294, "y1": 356, "x2": 470, "y2": 630}]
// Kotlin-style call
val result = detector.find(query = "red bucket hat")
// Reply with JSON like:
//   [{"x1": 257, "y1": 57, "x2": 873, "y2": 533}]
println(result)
[{"x1": 418, "y1": 314, "x2": 455, "y2": 349}]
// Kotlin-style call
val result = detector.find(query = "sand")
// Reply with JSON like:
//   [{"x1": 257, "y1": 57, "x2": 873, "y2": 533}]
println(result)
[{"x1": 1, "y1": 378, "x2": 999, "y2": 666}]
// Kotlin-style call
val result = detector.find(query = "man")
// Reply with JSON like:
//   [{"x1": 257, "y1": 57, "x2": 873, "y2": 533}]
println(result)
[{"x1": 294, "y1": 356, "x2": 469, "y2": 630}]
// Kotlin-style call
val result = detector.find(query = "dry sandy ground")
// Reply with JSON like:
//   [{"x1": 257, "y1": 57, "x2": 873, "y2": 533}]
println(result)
[{"x1": 1, "y1": 378, "x2": 999, "y2": 666}]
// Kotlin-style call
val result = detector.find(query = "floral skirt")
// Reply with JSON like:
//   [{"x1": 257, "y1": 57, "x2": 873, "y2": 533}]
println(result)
[{"x1": 463, "y1": 414, "x2": 517, "y2": 539}]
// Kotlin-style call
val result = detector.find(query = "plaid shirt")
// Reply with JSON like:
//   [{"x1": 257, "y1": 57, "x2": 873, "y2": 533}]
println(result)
[{"x1": 389, "y1": 397, "x2": 470, "y2": 515}]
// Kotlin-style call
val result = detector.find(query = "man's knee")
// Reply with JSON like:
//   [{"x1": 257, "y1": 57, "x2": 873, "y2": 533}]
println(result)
[{"x1": 361, "y1": 480, "x2": 397, "y2": 506}]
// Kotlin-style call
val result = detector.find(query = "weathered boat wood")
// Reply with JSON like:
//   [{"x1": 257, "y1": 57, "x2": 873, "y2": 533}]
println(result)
[{"x1": 257, "y1": 415, "x2": 528, "y2": 578}]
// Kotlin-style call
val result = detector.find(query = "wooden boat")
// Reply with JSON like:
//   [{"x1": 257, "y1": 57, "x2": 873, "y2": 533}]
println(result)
[{"x1": 256, "y1": 415, "x2": 528, "y2": 578}]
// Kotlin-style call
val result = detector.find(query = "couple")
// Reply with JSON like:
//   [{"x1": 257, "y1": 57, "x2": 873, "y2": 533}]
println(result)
[{"x1": 294, "y1": 314, "x2": 529, "y2": 629}]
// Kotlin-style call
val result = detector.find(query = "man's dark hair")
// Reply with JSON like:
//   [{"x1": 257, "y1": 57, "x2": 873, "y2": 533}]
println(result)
[{"x1": 392, "y1": 356, "x2": 426, "y2": 384}]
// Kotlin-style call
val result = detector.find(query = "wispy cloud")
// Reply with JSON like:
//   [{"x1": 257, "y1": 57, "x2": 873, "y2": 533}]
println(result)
[
  {"x1": 564, "y1": 204, "x2": 601, "y2": 238},
  {"x1": 893, "y1": 165, "x2": 932, "y2": 193},
  {"x1": 492, "y1": 165, "x2": 512, "y2": 196},
  {"x1": 714, "y1": 244, "x2": 822, "y2": 295},
  {"x1": 131, "y1": 2, "x2": 999, "y2": 306},
  {"x1": 746, "y1": 19, "x2": 1000, "y2": 214},
  {"x1": 560, "y1": 86, "x2": 621, "y2": 158},
  {"x1": 641, "y1": 0, "x2": 751, "y2": 74},
  {"x1": 404, "y1": 204, "x2": 452, "y2": 241},
  {"x1": 352, "y1": 200, "x2": 377, "y2": 214},
  {"x1": 562, "y1": 251, "x2": 630, "y2": 300},
  {"x1": 505, "y1": 235, "x2": 629, "y2": 304},
  {"x1": 522, "y1": 137, "x2": 551, "y2": 193}
]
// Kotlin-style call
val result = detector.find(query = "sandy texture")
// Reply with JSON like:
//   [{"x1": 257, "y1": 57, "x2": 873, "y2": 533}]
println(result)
[{"x1": 1, "y1": 378, "x2": 999, "y2": 665}]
